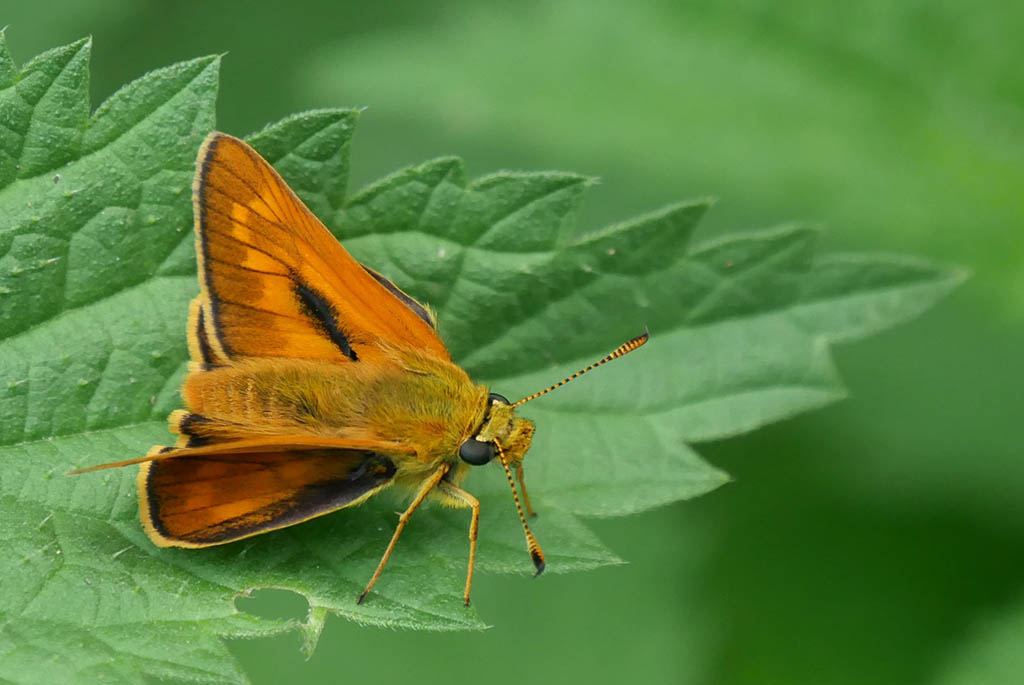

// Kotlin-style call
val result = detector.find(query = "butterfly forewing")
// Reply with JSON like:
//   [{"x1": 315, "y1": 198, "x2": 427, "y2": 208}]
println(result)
[{"x1": 193, "y1": 132, "x2": 449, "y2": 363}]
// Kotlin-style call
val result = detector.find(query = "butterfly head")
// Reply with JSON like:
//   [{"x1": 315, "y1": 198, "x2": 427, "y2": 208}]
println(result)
[
  {"x1": 458, "y1": 391, "x2": 543, "y2": 575},
  {"x1": 457, "y1": 393, "x2": 534, "y2": 468}
]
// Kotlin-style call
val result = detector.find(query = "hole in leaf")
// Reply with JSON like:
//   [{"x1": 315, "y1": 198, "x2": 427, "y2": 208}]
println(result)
[{"x1": 235, "y1": 587, "x2": 309, "y2": 622}]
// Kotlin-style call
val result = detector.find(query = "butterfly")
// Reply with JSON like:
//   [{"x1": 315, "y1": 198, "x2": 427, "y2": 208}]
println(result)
[{"x1": 72, "y1": 132, "x2": 648, "y2": 605}]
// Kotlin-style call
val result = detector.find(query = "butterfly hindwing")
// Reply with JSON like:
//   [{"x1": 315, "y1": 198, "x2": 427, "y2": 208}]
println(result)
[
  {"x1": 139, "y1": 444, "x2": 398, "y2": 547},
  {"x1": 186, "y1": 296, "x2": 228, "y2": 368}
]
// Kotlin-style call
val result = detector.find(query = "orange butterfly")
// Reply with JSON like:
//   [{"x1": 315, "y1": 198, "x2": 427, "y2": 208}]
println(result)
[{"x1": 72, "y1": 132, "x2": 648, "y2": 605}]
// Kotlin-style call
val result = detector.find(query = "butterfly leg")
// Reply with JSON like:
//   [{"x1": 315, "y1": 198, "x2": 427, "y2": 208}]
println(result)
[
  {"x1": 357, "y1": 464, "x2": 449, "y2": 604},
  {"x1": 436, "y1": 481, "x2": 480, "y2": 606}
]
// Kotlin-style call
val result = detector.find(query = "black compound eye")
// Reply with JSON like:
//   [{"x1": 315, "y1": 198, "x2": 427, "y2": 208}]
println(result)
[
  {"x1": 459, "y1": 438, "x2": 495, "y2": 465},
  {"x1": 489, "y1": 392, "x2": 510, "y2": 405}
]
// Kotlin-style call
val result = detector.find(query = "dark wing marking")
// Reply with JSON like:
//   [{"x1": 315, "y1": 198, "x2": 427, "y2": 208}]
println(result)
[
  {"x1": 293, "y1": 280, "x2": 357, "y2": 361},
  {"x1": 362, "y1": 266, "x2": 437, "y2": 330}
]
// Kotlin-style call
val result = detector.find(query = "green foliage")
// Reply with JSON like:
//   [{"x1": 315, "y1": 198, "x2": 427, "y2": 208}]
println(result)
[
  {"x1": 0, "y1": 34, "x2": 962, "y2": 683},
  {"x1": 937, "y1": 593, "x2": 1024, "y2": 685}
]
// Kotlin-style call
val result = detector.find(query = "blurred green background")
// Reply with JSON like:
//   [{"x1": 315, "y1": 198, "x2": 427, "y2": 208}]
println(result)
[{"x1": 6, "y1": 1, "x2": 1022, "y2": 683}]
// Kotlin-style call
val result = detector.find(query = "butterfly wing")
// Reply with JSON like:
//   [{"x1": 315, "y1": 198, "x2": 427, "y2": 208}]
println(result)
[
  {"x1": 192, "y1": 131, "x2": 448, "y2": 364},
  {"x1": 138, "y1": 443, "x2": 398, "y2": 547}
]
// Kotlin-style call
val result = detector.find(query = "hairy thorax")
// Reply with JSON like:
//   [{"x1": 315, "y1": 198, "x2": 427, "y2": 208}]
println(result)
[{"x1": 181, "y1": 345, "x2": 490, "y2": 471}]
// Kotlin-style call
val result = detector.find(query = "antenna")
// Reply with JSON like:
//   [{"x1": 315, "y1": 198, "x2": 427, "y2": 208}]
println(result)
[
  {"x1": 495, "y1": 441, "x2": 545, "y2": 575},
  {"x1": 511, "y1": 329, "x2": 649, "y2": 408}
]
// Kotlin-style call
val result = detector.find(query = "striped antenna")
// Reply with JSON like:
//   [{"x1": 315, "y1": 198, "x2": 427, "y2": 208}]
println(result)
[
  {"x1": 495, "y1": 441, "x2": 545, "y2": 575},
  {"x1": 511, "y1": 329, "x2": 650, "y2": 408}
]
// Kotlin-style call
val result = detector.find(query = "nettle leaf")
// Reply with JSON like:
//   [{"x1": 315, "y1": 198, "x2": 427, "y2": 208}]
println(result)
[{"x1": 0, "y1": 35, "x2": 965, "y2": 683}]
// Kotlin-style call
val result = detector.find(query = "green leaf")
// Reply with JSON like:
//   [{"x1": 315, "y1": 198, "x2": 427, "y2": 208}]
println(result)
[
  {"x1": 935, "y1": 592, "x2": 1024, "y2": 685},
  {"x1": 0, "y1": 34, "x2": 964, "y2": 683}
]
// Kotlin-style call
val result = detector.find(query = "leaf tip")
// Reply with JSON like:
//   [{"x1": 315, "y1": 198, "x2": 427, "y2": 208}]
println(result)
[
  {"x1": 662, "y1": 197, "x2": 715, "y2": 220},
  {"x1": 300, "y1": 606, "x2": 329, "y2": 659},
  {"x1": 66, "y1": 35, "x2": 93, "y2": 61},
  {"x1": 947, "y1": 265, "x2": 971, "y2": 287},
  {"x1": 928, "y1": 263, "x2": 970, "y2": 302},
  {"x1": 200, "y1": 52, "x2": 223, "y2": 69}
]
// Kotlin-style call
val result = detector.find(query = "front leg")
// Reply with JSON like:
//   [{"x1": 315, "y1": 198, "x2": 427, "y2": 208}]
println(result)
[
  {"x1": 358, "y1": 464, "x2": 449, "y2": 604},
  {"x1": 436, "y1": 480, "x2": 480, "y2": 607}
]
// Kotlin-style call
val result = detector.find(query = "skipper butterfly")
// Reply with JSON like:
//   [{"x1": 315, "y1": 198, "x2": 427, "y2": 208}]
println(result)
[{"x1": 72, "y1": 132, "x2": 648, "y2": 605}]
